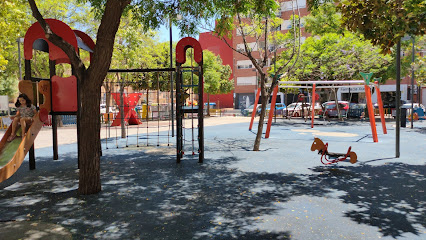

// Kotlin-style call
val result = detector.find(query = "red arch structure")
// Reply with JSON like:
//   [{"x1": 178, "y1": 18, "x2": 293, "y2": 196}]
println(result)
[
  {"x1": 176, "y1": 37, "x2": 203, "y2": 64},
  {"x1": 24, "y1": 19, "x2": 79, "y2": 64},
  {"x1": 24, "y1": 19, "x2": 94, "y2": 113}
]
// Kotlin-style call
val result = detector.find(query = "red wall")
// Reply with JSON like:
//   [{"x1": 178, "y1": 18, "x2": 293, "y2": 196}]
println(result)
[{"x1": 199, "y1": 32, "x2": 234, "y2": 108}]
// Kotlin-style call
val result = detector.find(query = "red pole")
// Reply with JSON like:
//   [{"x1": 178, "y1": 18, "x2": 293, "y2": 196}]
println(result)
[
  {"x1": 311, "y1": 83, "x2": 316, "y2": 128},
  {"x1": 249, "y1": 88, "x2": 261, "y2": 131},
  {"x1": 265, "y1": 86, "x2": 278, "y2": 138},
  {"x1": 365, "y1": 85, "x2": 378, "y2": 142},
  {"x1": 375, "y1": 81, "x2": 387, "y2": 134}
]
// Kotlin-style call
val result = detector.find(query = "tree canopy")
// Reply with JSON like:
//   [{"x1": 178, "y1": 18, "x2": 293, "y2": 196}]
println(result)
[
  {"x1": 203, "y1": 50, "x2": 234, "y2": 96},
  {"x1": 0, "y1": 0, "x2": 96, "y2": 97},
  {"x1": 307, "y1": 0, "x2": 426, "y2": 54},
  {"x1": 286, "y1": 32, "x2": 392, "y2": 82}
]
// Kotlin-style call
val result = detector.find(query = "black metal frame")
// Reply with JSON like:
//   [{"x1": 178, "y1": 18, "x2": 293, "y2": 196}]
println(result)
[{"x1": 175, "y1": 64, "x2": 204, "y2": 164}]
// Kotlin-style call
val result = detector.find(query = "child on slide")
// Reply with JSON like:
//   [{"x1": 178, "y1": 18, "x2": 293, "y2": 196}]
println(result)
[{"x1": 7, "y1": 94, "x2": 37, "y2": 142}]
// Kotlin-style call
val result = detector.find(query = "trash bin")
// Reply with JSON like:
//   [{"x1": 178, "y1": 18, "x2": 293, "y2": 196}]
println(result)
[{"x1": 401, "y1": 108, "x2": 407, "y2": 128}]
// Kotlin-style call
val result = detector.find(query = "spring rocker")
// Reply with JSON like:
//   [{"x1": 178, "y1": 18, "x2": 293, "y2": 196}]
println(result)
[{"x1": 311, "y1": 137, "x2": 357, "y2": 165}]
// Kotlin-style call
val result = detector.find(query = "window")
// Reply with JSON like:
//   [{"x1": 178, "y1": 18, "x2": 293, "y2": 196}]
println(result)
[
  {"x1": 236, "y1": 42, "x2": 258, "y2": 52},
  {"x1": 281, "y1": 0, "x2": 307, "y2": 11},
  {"x1": 237, "y1": 60, "x2": 253, "y2": 69},
  {"x1": 236, "y1": 26, "x2": 250, "y2": 36},
  {"x1": 281, "y1": 20, "x2": 292, "y2": 30},
  {"x1": 281, "y1": 19, "x2": 304, "y2": 30},
  {"x1": 270, "y1": 24, "x2": 281, "y2": 32},
  {"x1": 237, "y1": 76, "x2": 257, "y2": 86}
]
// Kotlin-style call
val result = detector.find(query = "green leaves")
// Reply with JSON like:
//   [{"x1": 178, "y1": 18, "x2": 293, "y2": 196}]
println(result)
[
  {"x1": 337, "y1": 0, "x2": 426, "y2": 54},
  {"x1": 287, "y1": 32, "x2": 392, "y2": 81},
  {"x1": 203, "y1": 50, "x2": 234, "y2": 95}
]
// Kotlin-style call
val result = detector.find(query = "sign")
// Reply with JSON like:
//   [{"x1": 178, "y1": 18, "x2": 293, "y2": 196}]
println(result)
[{"x1": 339, "y1": 86, "x2": 365, "y2": 93}]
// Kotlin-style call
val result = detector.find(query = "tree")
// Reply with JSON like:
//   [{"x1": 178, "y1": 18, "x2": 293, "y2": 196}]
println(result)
[
  {"x1": 0, "y1": 0, "x2": 95, "y2": 97},
  {"x1": 413, "y1": 36, "x2": 426, "y2": 85},
  {"x1": 290, "y1": 32, "x2": 392, "y2": 81},
  {"x1": 0, "y1": 0, "x2": 28, "y2": 97},
  {"x1": 203, "y1": 50, "x2": 234, "y2": 115},
  {"x1": 285, "y1": 31, "x2": 393, "y2": 119},
  {"x1": 336, "y1": 0, "x2": 426, "y2": 54},
  {"x1": 27, "y1": 0, "x2": 249, "y2": 194},
  {"x1": 214, "y1": 0, "x2": 302, "y2": 151},
  {"x1": 304, "y1": 2, "x2": 345, "y2": 35},
  {"x1": 303, "y1": 2, "x2": 414, "y2": 84}
]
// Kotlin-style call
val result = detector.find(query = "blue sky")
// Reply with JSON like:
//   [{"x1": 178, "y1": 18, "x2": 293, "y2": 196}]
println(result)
[
  {"x1": 157, "y1": 19, "x2": 214, "y2": 42},
  {"x1": 157, "y1": 25, "x2": 183, "y2": 43}
]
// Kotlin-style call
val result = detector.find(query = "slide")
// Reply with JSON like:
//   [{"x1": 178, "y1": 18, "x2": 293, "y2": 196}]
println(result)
[
  {"x1": 0, "y1": 79, "x2": 50, "y2": 183},
  {"x1": 0, "y1": 112, "x2": 44, "y2": 182}
]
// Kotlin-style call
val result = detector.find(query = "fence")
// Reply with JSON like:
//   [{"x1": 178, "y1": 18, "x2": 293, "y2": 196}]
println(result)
[{"x1": 42, "y1": 115, "x2": 77, "y2": 126}]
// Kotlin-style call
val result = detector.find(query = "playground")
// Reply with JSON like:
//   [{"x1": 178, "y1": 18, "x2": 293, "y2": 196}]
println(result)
[{"x1": 0, "y1": 116, "x2": 425, "y2": 239}]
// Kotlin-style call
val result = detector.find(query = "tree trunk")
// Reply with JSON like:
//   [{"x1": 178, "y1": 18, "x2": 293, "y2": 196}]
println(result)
[
  {"x1": 332, "y1": 88, "x2": 342, "y2": 121},
  {"x1": 119, "y1": 78, "x2": 126, "y2": 138},
  {"x1": 78, "y1": 72, "x2": 102, "y2": 195},
  {"x1": 207, "y1": 94, "x2": 210, "y2": 116},
  {"x1": 56, "y1": 115, "x2": 63, "y2": 127},
  {"x1": 253, "y1": 75, "x2": 268, "y2": 151},
  {"x1": 29, "y1": 0, "x2": 130, "y2": 195}
]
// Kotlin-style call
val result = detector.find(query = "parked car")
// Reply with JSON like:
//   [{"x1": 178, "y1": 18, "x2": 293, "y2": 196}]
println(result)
[
  {"x1": 256, "y1": 103, "x2": 286, "y2": 116},
  {"x1": 100, "y1": 104, "x2": 116, "y2": 114},
  {"x1": 348, "y1": 103, "x2": 366, "y2": 118},
  {"x1": 0, "y1": 107, "x2": 17, "y2": 116},
  {"x1": 374, "y1": 100, "x2": 407, "y2": 109},
  {"x1": 322, "y1": 101, "x2": 350, "y2": 118},
  {"x1": 284, "y1": 102, "x2": 311, "y2": 117},
  {"x1": 401, "y1": 103, "x2": 425, "y2": 112},
  {"x1": 242, "y1": 104, "x2": 261, "y2": 116},
  {"x1": 393, "y1": 103, "x2": 426, "y2": 117}
]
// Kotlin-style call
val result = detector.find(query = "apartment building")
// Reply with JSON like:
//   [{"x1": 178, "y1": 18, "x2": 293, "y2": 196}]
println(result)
[{"x1": 200, "y1": 0, "x2": 311, "y2": 109}]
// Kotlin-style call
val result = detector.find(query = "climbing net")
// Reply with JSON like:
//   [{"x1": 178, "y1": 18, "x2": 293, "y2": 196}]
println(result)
[{"x1": 100, "y1": 71, "x2": 175, "y2": 150}]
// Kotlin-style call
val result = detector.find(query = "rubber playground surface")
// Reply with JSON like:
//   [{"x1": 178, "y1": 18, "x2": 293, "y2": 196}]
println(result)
[{"x1": 0, "y1": 117, "x2": 425, "y2": 239}]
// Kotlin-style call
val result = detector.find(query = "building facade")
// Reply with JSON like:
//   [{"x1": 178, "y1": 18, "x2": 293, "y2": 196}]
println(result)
[{"x1": 199, "y1": 0, "x2": 311, "y2": 109}]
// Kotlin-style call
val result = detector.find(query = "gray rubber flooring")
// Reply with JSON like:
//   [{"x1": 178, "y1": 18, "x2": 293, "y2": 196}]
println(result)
[{"x1": 0, "y1": 118, "x2": 425, "y2": 239}]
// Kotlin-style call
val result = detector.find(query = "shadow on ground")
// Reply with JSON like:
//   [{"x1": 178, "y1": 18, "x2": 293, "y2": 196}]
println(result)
[{"x1": 0, "y1": 148, "x2": 424, "y2": 239}]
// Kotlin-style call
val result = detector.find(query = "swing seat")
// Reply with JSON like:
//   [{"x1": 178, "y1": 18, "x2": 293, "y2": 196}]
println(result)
[{"x1": 311, "y1": 137, "x2": 357, "y2": 164}]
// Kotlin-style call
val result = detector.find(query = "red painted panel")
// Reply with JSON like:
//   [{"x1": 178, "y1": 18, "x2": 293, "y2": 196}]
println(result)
[
  {"x1": 24, "y1": 19, "x2": 78, "y2": 62},
  {"x1": 51, "y1": 75, "x2": 78, "y2": 112}
]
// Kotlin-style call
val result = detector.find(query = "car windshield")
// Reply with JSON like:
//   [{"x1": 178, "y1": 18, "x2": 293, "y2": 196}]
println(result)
[
  {"x1": 350, "y1": 103, "x2": 365, "y2": 109},
  {"x1": 324, "y1": 104, "x2": 336, "y2": 109}
]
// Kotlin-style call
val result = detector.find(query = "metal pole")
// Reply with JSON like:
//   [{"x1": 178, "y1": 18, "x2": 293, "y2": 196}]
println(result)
[
  {"x1": 396, "y1": 40, "x2": 401, "y2": 158},
  {"x1": 410, "y1": 37, "x2": 415, "y2": 129},
  {"x1": 169, "y1": 18, "x2": 174, "y2": 137},
  {"x1": 17, "y1": 38, "x2": 23, "y2": 80}
]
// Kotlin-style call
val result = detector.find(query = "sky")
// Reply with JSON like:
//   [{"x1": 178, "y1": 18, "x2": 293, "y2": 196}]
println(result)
[
  {"x1": 157, "y1": 24, "x2": 184, "y2": 43},
  {"x1": 157, "y1": 18, "x2": 214, "y2": 43}
]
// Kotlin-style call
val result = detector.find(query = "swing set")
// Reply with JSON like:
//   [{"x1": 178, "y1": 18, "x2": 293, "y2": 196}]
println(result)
[{"x1": 250, "y1": 78, "x2": 388, "y2": 142}]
